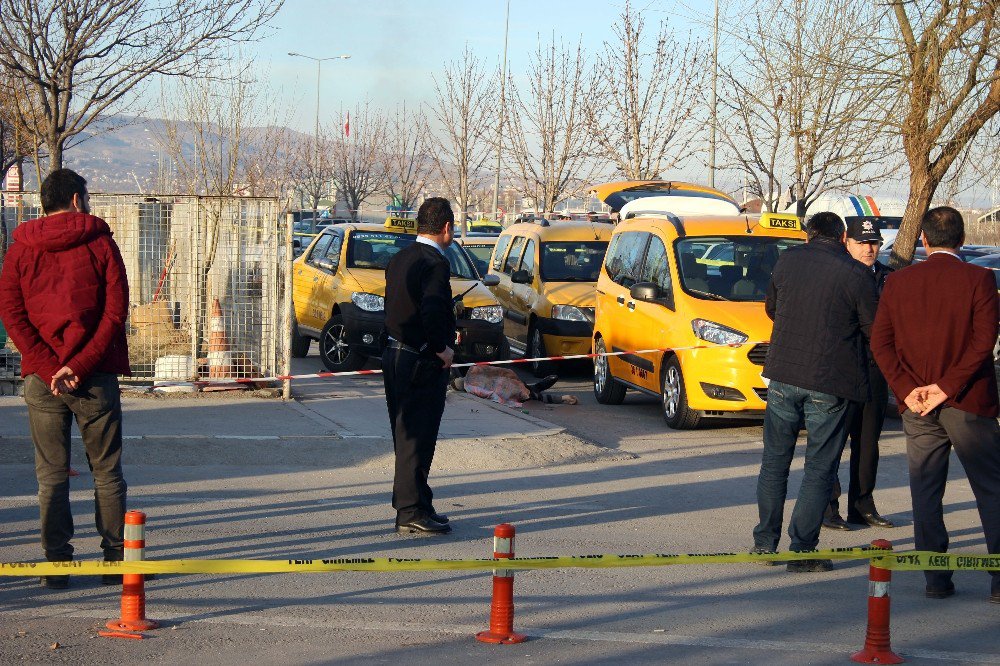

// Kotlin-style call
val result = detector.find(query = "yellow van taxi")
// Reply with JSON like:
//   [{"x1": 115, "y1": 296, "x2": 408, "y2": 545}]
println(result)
[
  {"x1": 292, "y1": 217, "x2": 506, "y2": 371},
  {"x1": 487, "y1": 220, "x2": 612, "y2": 376},
  {"x1": 592, "y1": 211, "x2": 806, "y2": 428}
]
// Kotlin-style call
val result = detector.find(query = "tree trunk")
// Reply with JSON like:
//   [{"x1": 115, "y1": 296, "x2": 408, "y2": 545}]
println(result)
[
  {"x1": 889, "y1": 172, "x2": 937, "y2": 269},
  {"x1": 47, "y1": 137, "x2": 63, "y2": 172}
]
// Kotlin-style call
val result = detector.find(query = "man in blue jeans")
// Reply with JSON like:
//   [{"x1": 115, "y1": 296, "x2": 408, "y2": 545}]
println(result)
[{"x1": 752, "y1": 212, "x2": 878, "y2": 572}]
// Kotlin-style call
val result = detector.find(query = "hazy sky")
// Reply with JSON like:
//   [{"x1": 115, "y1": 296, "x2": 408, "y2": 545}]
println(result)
[{"x1": 260, "y1": 0, "x2": 720, "y2": 132}]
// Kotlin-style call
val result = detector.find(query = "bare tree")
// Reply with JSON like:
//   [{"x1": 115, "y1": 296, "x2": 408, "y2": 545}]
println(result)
[
  {"x1": 424, "y1": 46, "x2": 497, "y2": 223},
  {"x1": 872, "y1": 1, "x2": 1000, "y2": 266},
  {"x1": 0, "y1": 0, "x2": 282, "y2": 173},
  {"x1": 506, "y1": 35, "x2": 592, "y2": 213},
  {"x1": 288, "y1": 130, "x2": 335, "y2": 215},
  {"x1": 585, "y1": 2, "x2": 709, "y2": 181},
  {"x1": 380, "y1": 103, "x2": 433, "y2": 215},
  {"x1": 719, "y1": 0, "x2": 897, "y2": 215},
  {"x1": 330, "y1": 104, "x2": 388, "y2": 222}
]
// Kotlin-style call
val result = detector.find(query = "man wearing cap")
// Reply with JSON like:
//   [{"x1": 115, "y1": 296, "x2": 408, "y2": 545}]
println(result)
[{"x1": 824, "y1": 218, "x2": 895, "y2": 531}]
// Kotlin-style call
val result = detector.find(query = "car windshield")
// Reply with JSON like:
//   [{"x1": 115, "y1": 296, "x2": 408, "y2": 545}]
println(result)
[
  {"x1": 675, "y1": 236, "x2": 804, "y2": 302},
  {"x1": 347, "y1": 231, "x2": 477, "y2": 279},
  {"x1": 540, "y1": 241, "x2": 609, "y2": 282},
  {"x1": 462, "y1": 244, "x2": 494, "y2": 277}
]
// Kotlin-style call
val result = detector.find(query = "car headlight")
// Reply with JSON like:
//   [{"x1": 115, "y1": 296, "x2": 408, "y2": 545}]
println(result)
[
  {"x1": 552, "y1": 305, "x2": 590, "y2": 322},
  {"x1": 691, "y1": 318, "x2": 748, "y2": 345},
  {"x1": 469, "y1": 305, "x2": 503, "y2": 324},
  {"x1": 351, "y1": 292, "x2": 385, "y2": 312}
]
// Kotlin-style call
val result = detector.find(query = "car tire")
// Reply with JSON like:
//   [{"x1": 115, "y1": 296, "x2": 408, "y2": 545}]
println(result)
[
  {"x1": 529, "y1": 325, "x2": 554, "y2": 377},
  {"x1": 662, "y1": 356, "x2": 700, "y2": 429},
  {"x1": 319, "y1": 314, "x2": 367, "y2": 372},
  {"x1": 290, "y1": 320, "x2": 311, "y2": 358},
  {"x1": 593, "y1": 336, "x2": 626, "y2": 405}
]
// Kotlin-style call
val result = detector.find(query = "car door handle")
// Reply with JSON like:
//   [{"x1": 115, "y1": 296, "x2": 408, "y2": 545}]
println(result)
[
  {"x1": 627, "y1": 301, "x2": 636, "y2": 311},
  {"x1": 616, "y1": 295, "x2": 625, "y2": 305}
]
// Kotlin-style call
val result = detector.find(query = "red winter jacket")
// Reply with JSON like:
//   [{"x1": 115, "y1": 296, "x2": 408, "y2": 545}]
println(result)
[{"x1": 0, "y1": 211, "x2": 130, "y2": 382}]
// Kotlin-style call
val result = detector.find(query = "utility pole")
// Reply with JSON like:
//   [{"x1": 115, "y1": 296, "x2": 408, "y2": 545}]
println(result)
[
  {"x1": 490, "y1": 0, "x2": 511, "y2": 230},
  {"x1": 288, "y1": 52, "x2": 350, "y2": 231},
  {"x1": 708, "y1": 0, "x2": 719, "y2": 189}
]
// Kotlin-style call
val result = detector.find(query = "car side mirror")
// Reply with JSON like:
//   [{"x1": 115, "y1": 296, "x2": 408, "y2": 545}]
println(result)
[
  {"x1": 511, "y1": 269, "x2": 532, "y2": 284},
  {"x1": 315, "y1": 257, "x2": 337, "y2": 272},
  {"x1": 630, "y1": 282, "x2": 660, "y2": 302},
  {"x1": 481, "y1": 274, "x2": 501, "y2": 287}
]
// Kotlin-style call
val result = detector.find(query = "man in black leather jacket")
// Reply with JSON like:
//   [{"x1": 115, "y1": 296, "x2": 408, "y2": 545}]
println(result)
[{"x1": 751, "y1": 212, "x2": 879, "y2": 572}]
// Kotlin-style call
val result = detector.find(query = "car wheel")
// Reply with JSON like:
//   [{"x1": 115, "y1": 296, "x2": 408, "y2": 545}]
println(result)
[
  {"x1": 290, "y1": 320, "x2": 311, "y2": 358},
  {"x1": 593, "y1": 336, "x2": 626, "y2": 405},
  {"x1": 662, "y1": 356, "x2": 700, "y2": 429},
  {"x1": 319, "y1": 314, "x2": 367, "y2": 372},
  {"x1": 529, "y1": 326, "x2": 554, "y2": 377}
]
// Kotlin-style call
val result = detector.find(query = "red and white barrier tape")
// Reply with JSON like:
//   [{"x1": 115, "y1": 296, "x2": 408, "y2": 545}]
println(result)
[{"x1": 191, "y1": 340, "x2": 769, "y2": 386}]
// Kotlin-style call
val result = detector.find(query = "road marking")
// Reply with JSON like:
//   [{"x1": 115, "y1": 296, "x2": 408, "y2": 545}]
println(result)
[{"x1": 2, "y1": 609, "x2": 994, "y2": 662}]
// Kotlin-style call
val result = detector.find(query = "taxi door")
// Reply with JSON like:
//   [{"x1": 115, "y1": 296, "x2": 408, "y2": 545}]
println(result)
[
  {"x1": 302, "y1": 231, "x2": 345, "y2": 330},
  {"x1": 294, "y1": 234, "x2": 333, "y2": 331},
  {"x1": 507, "y1": 238, "x2": 536, "y2": 344},
  {"x1": 626, "y1": 232, "x2": 677, "y2": 393},
  {"x1": 600, "y1": 231, "x2": 652, "y2": 383},
  {"x1": 498, "y1": 235, "x2": 527, "y2": 344}
]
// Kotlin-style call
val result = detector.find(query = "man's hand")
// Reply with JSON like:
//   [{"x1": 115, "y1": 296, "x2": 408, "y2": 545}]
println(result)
[
  {"x1": 436, "y1": 346, "x2": 455, "y2": 369},
  {"x1": 50, "y1": 366, "x2": 79, "y2": 395},
  {"x1": 914, "y1": 383, "x2": 948, "y2": 416},
  {"x1": 903, "y1": 388, "x2": 925, "y2": 414}
]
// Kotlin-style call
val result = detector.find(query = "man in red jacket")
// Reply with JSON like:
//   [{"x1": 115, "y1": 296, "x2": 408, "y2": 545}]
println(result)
[
  {"x1": 0, "y1": 169, "x2": 130, "y2": 589},
  {"x1": 871, "y1": 206, "x2": 1000, "y2": 604}
]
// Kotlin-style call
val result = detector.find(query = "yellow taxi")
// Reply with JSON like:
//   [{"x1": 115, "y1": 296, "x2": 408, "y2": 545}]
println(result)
[
  {"x1": 592, "y1": 209, "x2": 806, "y2": 428},
  {"x1": 487, "y1": 220, "x2": 612, "y2": 376},
  {"x1": 292, "y1": 217, "x2": 506, "y2": 371}
]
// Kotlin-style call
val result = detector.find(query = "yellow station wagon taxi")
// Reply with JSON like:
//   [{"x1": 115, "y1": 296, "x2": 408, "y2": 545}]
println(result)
[
  {"x1": 592, "y1": 210, "x2": 806, "y2": 428},
  {"x1": 292, "y1": 217, "x2": 506, "y2": 371},
  {"x1": 487, "y1": 220, "x2": 612, "y2": 376}
]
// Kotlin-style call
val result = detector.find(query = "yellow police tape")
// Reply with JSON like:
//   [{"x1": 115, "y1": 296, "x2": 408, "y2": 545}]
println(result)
[{"x1": 2, "y1": 547, "x2": 996, "y2": 577}]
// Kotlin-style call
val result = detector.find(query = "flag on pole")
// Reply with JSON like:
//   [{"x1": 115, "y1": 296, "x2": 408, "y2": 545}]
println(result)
[{"x1": 344, "y1": 111, "x2": 350, "y2": 138}]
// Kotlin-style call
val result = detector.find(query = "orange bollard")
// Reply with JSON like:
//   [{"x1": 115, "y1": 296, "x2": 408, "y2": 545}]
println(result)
[
  {"x1": 476, "y1": 523, "x2": 527, "y2": 644},
  {"x1": 106, "y1": 511, "x2": 159, "y2": 632},
  {"x1": 851, "y1": 539, "x2": 903, "y2": 664}
]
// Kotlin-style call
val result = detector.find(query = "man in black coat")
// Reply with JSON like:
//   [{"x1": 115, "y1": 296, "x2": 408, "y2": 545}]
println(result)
[
  {"x1": 824, "y1": 218, "x2": 895, "y2": 531},
  {"x1": 382, "y1": 197, "x2": 456, "y2": 534},
  {"x1": 751, "y1": 212, "x2": 878, "y2": 571}
]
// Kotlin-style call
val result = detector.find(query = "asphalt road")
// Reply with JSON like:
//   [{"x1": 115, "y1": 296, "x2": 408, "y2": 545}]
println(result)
[{"x1": 0, "y1": 351, "x2": 998, "y2": 664}]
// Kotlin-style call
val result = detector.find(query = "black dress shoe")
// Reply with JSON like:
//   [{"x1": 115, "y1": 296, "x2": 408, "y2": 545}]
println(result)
[
  {"x1": 990, "y1": 591, "x2": 1000, "y2": 604},
  {"x1": 396, "y1": 517, "x2": 451, "y2": 534},
  {"x1": 39, "y1": 575, "x2": 69, "y2": 589},
  {"x1": 847, "y1": 511, "x2": 895, "y2": 528},
  {"x1": 430, "y1": 512, "x2": 449, "y2": 524},
  {"x1": 822, "y1": 514, "x2": 852, "y2": 531},
  {"x1": 925, "y1": 583, "x2": 955, "y2": 599}
]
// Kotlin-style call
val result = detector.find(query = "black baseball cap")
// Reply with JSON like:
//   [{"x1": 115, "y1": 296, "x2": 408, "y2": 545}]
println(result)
[{"x1": 846, "y1": 218, "x2": 882, "y2": 242}]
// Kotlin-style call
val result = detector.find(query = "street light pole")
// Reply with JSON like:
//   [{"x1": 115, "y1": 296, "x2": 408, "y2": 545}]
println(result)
[
  {"x1": 491, "y1": 0, "x2": 511, "y2": 228},
  {"x1": 288, "y1": 52, "x2": 350, "y2": 230}
]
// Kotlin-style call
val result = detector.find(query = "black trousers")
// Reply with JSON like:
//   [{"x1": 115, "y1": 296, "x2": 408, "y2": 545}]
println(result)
[
  {"x1": 23, "y1": 372, "x2": 127, "y2": 561},
  {"x1": 382, "y1": 347, "x2": 448, "y2": 523},
  {"x1": 829, "y1": 368, "x2": 888, "y2": 518},
  {"x1": 902, "y1": 407, "x2": 1000, "y2": 594}
]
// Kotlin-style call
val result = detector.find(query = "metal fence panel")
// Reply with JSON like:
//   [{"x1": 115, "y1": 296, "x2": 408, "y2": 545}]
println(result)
[{"x1": 0, "y1": 193, "x2": 288, "y2": 384}]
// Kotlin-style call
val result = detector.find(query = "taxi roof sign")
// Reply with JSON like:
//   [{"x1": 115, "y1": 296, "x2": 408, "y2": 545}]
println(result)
[
  {"x1": 384, "y1": 216, "x2": 417, "y2": 233},
  {"x1": 758, "y1": 213, "x2": 802, "y2": 231}
]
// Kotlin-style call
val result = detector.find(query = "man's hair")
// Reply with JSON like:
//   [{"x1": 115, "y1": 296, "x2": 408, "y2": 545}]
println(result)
[
  {"x1": 417, "y1": 197, "x2": 454, "y2": 235},
  {"x1": 922, "y1": 206, "x2": 964, "y2": 248},
  {"x1": 805, "y1": 211, "x2": 845, "y2": 241},
  {"x1": 40, "y1": 169, "x2": 87, "y2": 214}
]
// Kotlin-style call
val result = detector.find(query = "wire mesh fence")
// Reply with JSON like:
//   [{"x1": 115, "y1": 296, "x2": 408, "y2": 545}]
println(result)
[{"x1": 0, "y1": 193, "x2": 289, "y2": 385}]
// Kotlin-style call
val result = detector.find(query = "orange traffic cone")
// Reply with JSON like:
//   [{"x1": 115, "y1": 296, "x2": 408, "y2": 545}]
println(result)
[
  {"x1": 206, "y1": 298, "x2": 232, "y2": 379},
  {"x1": 476, "y1": 523, "x2": 527, "y2": 644},
  {"x1": 851, "y1": 539, "x2": 903, "y2": 664}
]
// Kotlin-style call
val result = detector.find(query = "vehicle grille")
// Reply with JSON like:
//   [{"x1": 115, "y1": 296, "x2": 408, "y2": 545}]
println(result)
[
  {"x1": 753, "y1": 387, "x2": 768, "y2": 401},
  {"x1": 748, "y1": 343, "x2": 769, "y2": 366}
]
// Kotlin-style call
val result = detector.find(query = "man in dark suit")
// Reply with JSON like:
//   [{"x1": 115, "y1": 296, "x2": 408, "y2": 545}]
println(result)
[
  {"x1": 871, "y1": 206, "x2": 1000, "y2": 603},
  {"x1": 825, "y1": 218, "x2": 895, "y2": 530},
  {"x1": 382, "y1": 197, "x2": 456, "y2": 535},
  {"x1": 752, "y1": 212, "x2": 878, "y2": 572}
]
